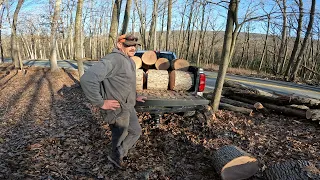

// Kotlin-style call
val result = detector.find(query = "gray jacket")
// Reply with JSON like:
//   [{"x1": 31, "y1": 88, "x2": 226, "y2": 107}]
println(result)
[{"x1": 80, "y1": 48, "x2": 136, "y2": 122}]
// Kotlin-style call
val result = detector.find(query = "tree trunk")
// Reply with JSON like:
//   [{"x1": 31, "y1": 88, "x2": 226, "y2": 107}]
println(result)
[
  {"x1": 148, "y1": 0, "x2": 159, "y2": 50},
  {"x1": 75, "y1": 0, "x2": 84, "y2": 77},
  {"x1": 166, "y1": 0, "x2": 172, "y2": 51},
  {"x1": 259, "y1": 15, "x2": 270, "y2": 72},
  {"x1": 121, "y1": 0, "x2": 132, "y2": 35},
  {"x1": 107, "y1": 0, "x2": 121, "y2": 53},
  {"x1": 290, "y1": 0, "x2": 315, "y2": 81},
  {"x1": 276, "y1": 0, "x2": 287, "y2": 74},
  {"x1": 49, "y1": 0, "x2": 61, "y2": 72},
  {"x1": 219, "y1": 102, "x2": 253, "y2": 115},
  {"x1": 211, "y1": 0, "x2": 237, "y2": 112},
  {"x1": 212, "y1": 145, "x2": 259, "y2": 180},
  {"x1": 0, "y1": 3, "x2": 4, "y2": 63},
  {"x1": 11, "y1": 0, "x2": 24, "y2": 69}
]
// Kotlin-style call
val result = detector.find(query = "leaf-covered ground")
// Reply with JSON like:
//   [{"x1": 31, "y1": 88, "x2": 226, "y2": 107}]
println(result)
[{"x1": 0, "y1": 64, "x2": 319, "y2": 179}]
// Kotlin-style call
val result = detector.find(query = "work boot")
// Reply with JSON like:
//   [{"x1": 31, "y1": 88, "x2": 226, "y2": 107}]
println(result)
[
  {"x1": 107, "y1": 148, "x2": 126, "y2": 169},
  {"x1": 107, "y1": 155, "x2": 126, "y2": 169}
]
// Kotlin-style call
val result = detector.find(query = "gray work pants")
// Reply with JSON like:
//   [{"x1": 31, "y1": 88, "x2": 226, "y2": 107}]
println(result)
[{"x1": 109, "y1": 108, "x2": 142, "y2": 159}]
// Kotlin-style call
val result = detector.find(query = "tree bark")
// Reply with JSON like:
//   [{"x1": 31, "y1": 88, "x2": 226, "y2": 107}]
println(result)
[
  {"x1": 49, "y1": 0, "x2": 61, "y2": 72},
  {"x1": 121, "y1": 0, "x2": 132, "y2": 35},
  {"x1": 211, "y1": 0, "x2": 237, "y2": 112},
  {"x1": 290, "y1": 0, "x2": 315, "y2": 81},
  {"x1": 107, "y1": 0, "x2": 121, "y2": 53},
  {"x1": 166, "y1": 0, "x2": 172, "y2": 51},
  {"x1": 276, "y1": 0, "x2": 287, "y2": 74},
  {"x1": 265, "y1": 160, "x2": 320, "y2": 180},
  {"x1": 11, "y1": 0, "x2": 24, "y2": 69},
  {"x1": 147, "y1": 69, "x2": 169, "y2": 90},
  {"x1": 75, "y1": 0, "x2": 84, "y2": 77},
  {"x1": 169, "y1": 70, "x2": 193, "y2": 91}
]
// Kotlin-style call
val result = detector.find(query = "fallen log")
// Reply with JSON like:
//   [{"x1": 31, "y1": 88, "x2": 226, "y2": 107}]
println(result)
[
  {"x1": 224, "y1": 80, "x2": 276, "y2": 97},
  {"x1": 264, "y1": 160, "x2": 320, "y2": 180},
  {"x1": 226, "y1": 94, "x2": 307, "y2": 118},
  {"x1": 212, "y1": 145, "x2": 259, "y2": 180},
  {"x1": 306, "y1": 109, "x2": 320, "y2": 123},
  {"x1": 223, "y1": 87, "x2": 320, "y2": 109},
  {"x1": 220, "y1": 97, "x2": 255, "y2": 110},
  {"x1": 219, "y1": 103, "x2": 253, "y2": 116}
]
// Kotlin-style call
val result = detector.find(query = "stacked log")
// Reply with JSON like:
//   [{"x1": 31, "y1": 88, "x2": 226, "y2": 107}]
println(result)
[
  {"x1": 147, "y1": 70, "x2": 169, "y2": 90},
  {"x1": 169, "y1": 70, "x2": 194, "y2": 91},
  {"x1": 134, "y1": 51, "x2": 192, "y2": 91},
  {"x1": 171, "y1": 58, "x2": 190, "y2": 71},
  {"x1": 131, "y1": 56, "x2": 142, "y2": 69},
  {"x1": 136, "y1": 69, "x2": 144, "y2": 90}
]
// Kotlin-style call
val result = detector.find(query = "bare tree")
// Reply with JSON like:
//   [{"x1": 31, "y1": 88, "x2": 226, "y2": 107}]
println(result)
[
  {"x1": 11, "y1": 0, "x2": 24, "y2": 69},
  {"x1": 107, "y1": 0, "x2": 122, "y2": 53},
  {"x1": 284, "y1": 0, "x2": 303, "y2": 79},
  {"x1": 0, "y1": 0, "x2": 5, "y2": 63},
  {"x1": 148, "y1": 0, "x2": 159, "y2": 50},
  {"x1": 75, "y1": 0, "x2": 84, "y2": 77},
  {"x1": 211, "y1": 0, "x2": 237, "y2": 111},
  {"x1": 121, "y1": 0, "x2": 132, "y2": 35},
  {"x1": 275, "y1": 0, "x2": 287, "y2": 74},
  {"x1": 49, "y1": 0, "x2": 61, "y2": 72},
  {"x1": 290, "y1": 0, "x2": 316, "y2": 81},
  {"x1": 166, "y1": 0, "x2": 172, "y2": 51}
]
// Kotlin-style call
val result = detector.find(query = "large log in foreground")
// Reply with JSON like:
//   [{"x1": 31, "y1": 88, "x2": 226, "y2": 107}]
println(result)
[
  {"x1": 141, "y1": 51, "x2": 157, "y2": 65},
  {"x1": 155, "y1": 58, "x2": 170, "y2": 70},
  {"x1": 306, "y1": 109, "x2": 320, "y2": 123},
  {"x1": 171, "y1": 59, "x2": 190, "y2": 71},
  {"x1": 147, "y1": 69, "x2": 168, "y2": 90},
  {"x1": 169, "y1": 70, "x2": 194, "y2": 91},
  {"x1": 264, "y1": 160, "x2": 320, "y2": 180},
  {"x1": 136, "y1": 69, "x2": 144, "y2": 90},
  {"x1": 213, "y1": 145, "x2": 259, "y2": 180}
]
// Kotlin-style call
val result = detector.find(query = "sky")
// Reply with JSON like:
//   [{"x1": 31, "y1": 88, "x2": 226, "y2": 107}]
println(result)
[{"x1": 2, "y1": 0, "x2": 320, "y2": 36}]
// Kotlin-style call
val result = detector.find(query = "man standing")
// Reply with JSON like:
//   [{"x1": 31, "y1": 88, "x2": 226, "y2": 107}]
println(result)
[{"x1": 80, "y1": 34, "x2": 146, "y2": 169}]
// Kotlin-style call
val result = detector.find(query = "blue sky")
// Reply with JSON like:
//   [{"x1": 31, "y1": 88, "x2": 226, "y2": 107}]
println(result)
[{"x1": 3, "y1": 0, "x2": 320, "y2": 36}]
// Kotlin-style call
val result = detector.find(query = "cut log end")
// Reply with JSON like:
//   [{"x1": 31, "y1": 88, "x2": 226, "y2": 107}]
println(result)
[
  {"x1": 131, "y1": 56, "x2": 142, "y2": 69},
  {"x1": 141, "y1": 51, "x2": 157, "y2": 65},
  {"x1": 222, "y1": 156, "x2": 259, "y2": 180},
  {"x1": 172, "y1": 59, "x2": 190, "y2": 71},
  {"x1": 155, "y1": 58, "x2": 170, "y2": 70}
]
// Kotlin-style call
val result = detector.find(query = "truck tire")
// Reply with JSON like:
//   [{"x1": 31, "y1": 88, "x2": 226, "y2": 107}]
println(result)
[{"x1": 183, "y1": 111, "x2": 196, "y2": 117}]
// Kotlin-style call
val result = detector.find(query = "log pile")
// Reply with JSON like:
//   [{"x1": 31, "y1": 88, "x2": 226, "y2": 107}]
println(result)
[
  {"x1": 204, "y1": 80, "x2": 320, "y2": 124},
  {"x1": 132, "y1": 51, "x2": 194, "y2": 91}
]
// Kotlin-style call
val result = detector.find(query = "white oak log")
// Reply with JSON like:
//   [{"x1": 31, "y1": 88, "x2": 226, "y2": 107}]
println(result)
[
  {"x1": 136, "y1": 69, "x2": 144, "y2": 90},
  {"x1": 265, "y1": 160, "x2": 320, "y2": 180},
  {"x1": 212, "y1": 145, "x2": 259, "y2": 180},
  {"x1": 147, "y1": 69, "x2": 169, "y2": 90},
  {"x1": 171, "y1": 59, "x2": 190, "y2": 71},
  {"x1": 169, "y1": 70, "x2": 193, "y2": 91},
  {"x1": 131, "y1": 56, "x2": 142, "y2": 69},
  {"x1": 141, "y1": 51, "x2": 157, "y2": 65},
  {"x1": 155, "y1": 58, "x2": 170, "y2": 70},
  {"x1": 306, "y1": 109, "x2": 320, "y2": 122}
]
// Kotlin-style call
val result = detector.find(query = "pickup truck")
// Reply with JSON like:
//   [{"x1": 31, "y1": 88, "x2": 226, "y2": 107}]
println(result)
[{"x1": 133, "y1": 50, "x2": 209, "y2": 124}]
